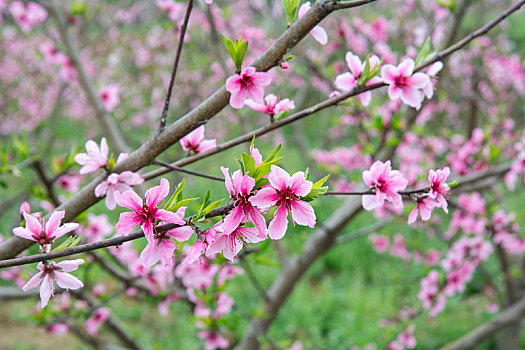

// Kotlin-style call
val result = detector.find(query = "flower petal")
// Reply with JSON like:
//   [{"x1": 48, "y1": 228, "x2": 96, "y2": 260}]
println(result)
[
  {"x1": 268, "y1": 205, "x2": 289, "y2": 240},
  {"x1": 54, "y1": 271, "x2": 84, "y2": 290}
]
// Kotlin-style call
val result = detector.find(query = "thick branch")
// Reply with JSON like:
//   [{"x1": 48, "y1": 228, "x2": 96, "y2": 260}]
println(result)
[{"x1": 438, "y1": 297, "x2": 525, "y2": 350}]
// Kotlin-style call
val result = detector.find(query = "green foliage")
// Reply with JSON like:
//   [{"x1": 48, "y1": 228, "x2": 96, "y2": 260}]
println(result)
[
  {"x1": 222, "y1": 35, "x2": 249, "y2": 72},
  {"x1": 282, "y1": 0, "x2": 301, "y2": 26},
  {"x1": 415, "y1": 37, "x2": 434, "y2": 66}
]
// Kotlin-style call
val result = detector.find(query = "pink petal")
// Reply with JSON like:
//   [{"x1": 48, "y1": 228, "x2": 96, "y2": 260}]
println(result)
[
  {"x1": 334, "y1": 72, "x2": 356, "y2": 92},
  {"x1": 246, "y1": 205, "x2": 267, "y2": 238},
  {"x1": 409, "y1": 72, "x2": 430, "y2": 88},
  {"x1": 290, "y1": 200, "x2": 316, "y2": 227},
  {"x1": 225, "y1": 75, "x2": 241, "y2": 93},
  {"x1": 268, "y1": 205, "x2": 289, "y2": 240},
  {"x1": 252, "y1": 72, "x2": 272, "y2": 86},
  {"x1": 206, "y1": 235, "x2": 227, "y2": 257},
  {"x1": 229, "y1": 90, "x2": 245, "y2": 109},
  {"x1": 100, "y1": 137, "x2": 108, "y2": 159},
  {"x1": 23, "y1": 211, "x2": 42, "y2": 236},
  {"x1": 22, "y1": 272, "x2": 43, "y2": 291},
  {"x1": 310, "y1": 26, "x2": 328, "y2": 45},
  {"x1": 13, "y1": 227, "x2": 37, "y2": 241},
  {"x1": 223, "y1": 235, "x2": 242, "y2": 261},
  {"x1": 145, "y1": 178, "x2": 170, "y2": 208},
  {"x1": 52, "y1": 223, "x2": 79, "y2": 240},
  {"x1": 381, "y1": 65, "x2": 398, "y2": 84},
  {"x1": 114, "y1": 190, "x2": 143, "y2": 211},
  {"x1": 345, "y1": 51, "x2": 363, "y2": 77},
  {"x1": 407, "y1": 205, "x2": 418, "y2": 225},
  {"x1": 115, "y1": 212, "x2": 140, "y2": 235},
  {"x1": 362, "y1": 195, "x2": 380, "y2": 211},
  {"x1": 183, "y1": 240, "x2": 206, "y2": 265},
  {"x1": 55, "y1": 259, "x2": 84, "y2": 272},
  {"x1": 268, "y1": 165, "x2": 291, "y2": 190},
  {"x1": 388, "y1": 84, "x2": 401, "y2": 100},
  {"x1": 221, "y1": 167, "x2": 234, "y2": 196},
  {"x1": 160, "y1": 239, "x2": 177, "y2": 267},
  {"x1": 237, "y1": 226, "x2": 265, "y2": 243},
  {"x1": 398, "y1": 59, "x2": 415, "y2": 77},
  {"x1": 239, "y1": 173, "x2": 255, "y2": 195},
  {"x1": 167, "y1": 226, "x2": 194, "y2": 242},
  {"x1": 249, "y1": 188, "x2": 279, "y2": 208},
  {"x1": 155, "y1": 209, "x2": 186, "y2": 225},
  {"x1": 196, "y1": 139, "x2": 216, "y2": 153},
  {"x1": 401, "y1": 87, "x2": 422, "y2": 109},
  {"x1": 94, "y1": 181, "x2": 109, "y2": 197},
  {"x1": 221, "y1": 206, "x2": 245, "y2": 236},
  {"x1": 298, "y1": 2, "x2": 310, "y2": 18},
  {"x1": 289, "y1": 172, "x2": 313, "y2": 197},
  {"x1": 140, "y1": 242, "x2": 161, "y2": 267},
  {"x1": 39, "y1": 275, "x2": 54, "y2": 308},
  {"x1": 54, "y1": 271, "x2": 84, "y2": 290}
]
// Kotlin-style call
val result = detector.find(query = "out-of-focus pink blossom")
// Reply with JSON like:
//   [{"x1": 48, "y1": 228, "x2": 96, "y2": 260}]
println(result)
[
  {"x1": 298, "y1": 2, "x2": 328, "y2": 45},
  {"x1": 85, "y1": 307, "x2": 111, "y2": 336},
  {"x1": 95, "y1": 171, "x2": 144, "y2": 210},
  {"x1": 81, "y1": 214, "x2": 112, "y2": 243},
  {"x1": 74, "y1": 138, "x2": 108, "y2": 175},
  {"x1": 369, "y1": 233, "x2": 390, "y2": 253},
  {"x1": 334, "y1": 52, "x2": 381, "y2": 106},
  {"x1": 98, "y1": 85, "x2": 121, "y2": 112},
  {"x1": 9, "y1": 1, "x2": 47, "y2": 33},
  {"x1": 226, "y1": 67, "x2": 271, "y2": 109},
  {"x1": 57, "y1": 174, "x2": 83, "y2": 193},
  {"x1": 180, "y1": 125, "x2": 217, "y2": 154},
  {"x1": 198, "y1": 330, "x2": 229, "y2": 350}
]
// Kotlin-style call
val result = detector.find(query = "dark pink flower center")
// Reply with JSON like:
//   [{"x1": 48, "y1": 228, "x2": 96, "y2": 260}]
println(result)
[
  {"x1": 276, "y1": 187, "x2": 298, "y2": 209},
  {"x1": 32, "y1": 230, "x2": 54, "y2": 246},
  {"x1": 240, "y1": 75, "x2": 254, "y2": 89},
  {"x1": 138, "y1": 203, "x2": 159, "y2": 225},
  {"x1": 394, "y1": 75, "x2": 409, "y2": 88}
]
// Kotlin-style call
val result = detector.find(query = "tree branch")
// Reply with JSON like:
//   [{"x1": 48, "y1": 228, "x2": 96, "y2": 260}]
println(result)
[{"x1": 158, "y1": 0, "x2": 194, "y2": 132}]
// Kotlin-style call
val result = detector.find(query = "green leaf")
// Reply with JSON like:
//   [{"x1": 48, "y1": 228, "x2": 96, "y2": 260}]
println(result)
[
  {"x1": 312, "y1": 174, "x2": 330, "y2": 189},
  {"x1": 448, "y1": 180, "x2": 459, "y2": 188},
  {"x1": 53, "y1": 235, "x2": 81, "y2": 252},
  {"x1": 242, "y1": 152, "x2": 257, "y2": 176},
  {"x1": 195, "y1": 190, "x2": 212, "y2": 220},
  {"x1": 204, "y1": 199, "x2": 225, "y2": 215},
  {"x1": 169, "y1": 197, "x2": 199, "y2": 213},
  {"x1": 359, "y1": 56, "x2": 371, "y2": 85},
  {"x1": 165, "y1": 179, "x2": 186, "y2": 211},
  {"x1": 221, "y1": 35, "x2": 237, "y2": 63},
  {"x1": 415, "y1": 37, "x2": 432, "y2": 66},
  {"x1": 282, "y1": 0, "x2": 301, "y2": 25},
  {"x1": 304, "y1": 167, "x2": 310, "y2": 180},
  {"x1": 236, "y1": 41, "x2": 249, "y2": 70}
]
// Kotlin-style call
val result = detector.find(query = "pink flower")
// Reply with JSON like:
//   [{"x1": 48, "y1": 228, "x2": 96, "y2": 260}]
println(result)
[
  {"x1": 81, "y1": 214, "x2": 112, "y2": 243},
  {"x1": 198, "y1": 330, "x2": 229, "y2": 350},
  {"x1": 94, "y1": 171, "x2": 144, "y2": 210},
  {"x1": 397, "y1": 325, "x2": 416, "y2": 349},
  {"x1": 206, "y1": 224, "x2": 265, "y2": 261},
  {"x1": 85, "y1": 307, "x2": 111, "y2": 336},
  {"x1": 245, "y1": 94, "x2": 295, "y2": 115},
  {"x1": 98, "y1": 85, "x2": 121, "y2": 112},
  {"x1": 220, "y1": 167, "x2": 267, "y2": 238},
  {"x1": 298, "y1": 2, "x2": 328, "y2": 45},
  {"x1": 361, "y1": 160, "x2": 408, "y2": 211},
  {"x1": 114, "y1": 178, "x2": 185, "y2": 244},
  {"x1": 422, "y1": 61, "x2": 444, "y2": 99},
  {"x1": 19, "y1": 201, "x2": 41, "y2": 220},
  {"x1": 183, "y1": 224, "x2": 220, "y2": 265},
  {"x1": 156, "y1": 0, "x2": 185, "y2": 22},
  {"x1": 408, "y1": 197, "x2": 439, "y2": 224},
  {"x1": 22, "y1": 259, "x2": 84, "y2": 308},
  {"x1": 381, "y1": 58, "x2": 430, "y2": 109},
  {"x1": 249, "y1": 165, "x2": 315, "y2": 240},
  {"x1": 140, "y1": 207, "x2": 193, "y2": 268},
  {"x1": 180, "y1": 125, "x2": 217, "y2": 154},
  {"x1": 334, "y1": 52, "x2": 381, "y2": 106},
  {"x1": 57, "y1": 174, "x2": 83, "y2": 193},
  {"x1": 428, "y1": 167, "x2": 450, "y2": 212},
  {"x1": 74, "y1": 138, "x2": 108, "y2": 174},
  {"x1": 13, "y1": 211, "x2": 79, "y2": 248},
  {"x1": 9, "y1": 1, "x2": 47, "y2": 33},
  {"x1": 369, "y1": 233, "x2": 390, "y2": 253},
  {"x1": 46, "y1": 323, "x2": 69, "y2": 335},
  {"x1": 226, "y1": 67, "x2": 272, "y2": 109}
]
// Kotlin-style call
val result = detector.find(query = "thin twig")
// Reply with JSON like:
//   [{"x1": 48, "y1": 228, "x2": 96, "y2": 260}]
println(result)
[
  {"x1": 158, "y1": 0, "x2": 194, "y2": 132},
  {"x1": 153, "y1": 159, "x2": 224, "y2": 181}
]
